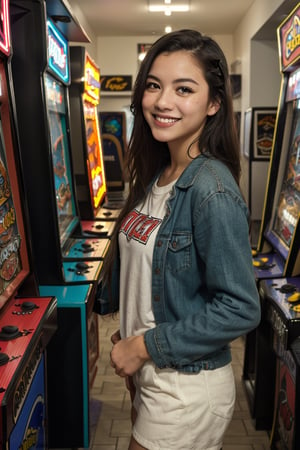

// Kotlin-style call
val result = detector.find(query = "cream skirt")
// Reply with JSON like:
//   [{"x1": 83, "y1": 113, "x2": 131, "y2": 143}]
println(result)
[{"x1": 132, "y1": 361, "x2": 235, "y2": 450}]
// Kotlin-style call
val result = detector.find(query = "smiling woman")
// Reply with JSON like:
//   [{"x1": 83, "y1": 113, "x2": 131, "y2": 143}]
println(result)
[
  {"x1": 142, "y1": 50, "x2": 220, "y2": 167},
  {"x1": 97, "y1": 29, "x2": 260, "y2": 450}
]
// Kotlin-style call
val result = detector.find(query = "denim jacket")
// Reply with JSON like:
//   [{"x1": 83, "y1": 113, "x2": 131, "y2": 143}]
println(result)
[{"x1": 97, "y1": 155, "x2": 261, "y2": 373}]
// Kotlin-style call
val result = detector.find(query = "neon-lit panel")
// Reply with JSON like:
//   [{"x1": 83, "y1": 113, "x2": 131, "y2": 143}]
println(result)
[
  {"x1": 278, "y1": 4, "x2": 300, "y2": 72},
  {"x1": 0, "y1": 0, "x2": 10, "y2": 56},
  {"x1": 83, "y1": 54, "x2": 100, "y2": 106},
  {"x1": 47, "y1": 19, "x2": 69, "y2": 84},
  {"x1": 83, "y1": 102, "x2": 106, "y2": 210}
]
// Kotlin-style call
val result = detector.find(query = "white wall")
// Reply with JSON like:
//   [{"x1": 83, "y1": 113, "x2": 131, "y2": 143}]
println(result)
[
  {"x1": 96, "y1": 34, "x2": 234, "y2": 112},
  {"x1": 69, "y1": 3, "x2": 98, "y2": 59}
]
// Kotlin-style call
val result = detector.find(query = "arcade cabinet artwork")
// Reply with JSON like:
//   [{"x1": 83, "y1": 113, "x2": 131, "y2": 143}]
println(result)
[
  {"x1": 243, "y1": 2, "x2": 300, "y2": 433},
  {"x1": 0, "y1": 1, "x2": 57, "y2": 448},
  {"x1": 270, "y1": 343, "x2": 300, "y2": 450},
  {"x1": 69, "y1": 46, "x2": 116, "y2": 233},
  {"x1": 0, "y1": 145, "x2": 21, "y2": 295},
  {"x1": 10, "y1": 1, "x2": 104, "y2": 447},
  {"x1": 259, "y1": 279, "x2": 300, "y2": 449}
]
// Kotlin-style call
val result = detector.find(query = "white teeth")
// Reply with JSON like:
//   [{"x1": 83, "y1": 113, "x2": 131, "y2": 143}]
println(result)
[{"x1": 155, "y1": 116, "x2": 177, "y2": 123}]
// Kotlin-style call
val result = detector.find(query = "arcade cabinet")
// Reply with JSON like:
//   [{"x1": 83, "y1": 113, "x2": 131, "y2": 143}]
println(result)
[
  {"x1": 0, "y1": 1, "x2": 57, "y2": 448},
  {"x1": 243, "y1": 2, "x2": 300, "y2": 432},
  {"x1": 9, "y1": 1, "x2": 105, "y2": 447},
  {"x1": 69, "y1": 46, "x2": 118, "y2": 230},
  {"x1": 99, "y1": 110, "x2": 129, "y2": 216},
  {"x1": 9, "y1": 8, "x2": 108, "y2": 282},
  {"x1": 259, "y1": 279, "x2": 300, "y2": 449}
]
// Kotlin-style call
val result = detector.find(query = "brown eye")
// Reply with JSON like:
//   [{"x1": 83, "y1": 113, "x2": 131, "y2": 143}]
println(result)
[{"x1": 177, "y1": 86, "x2": 193, "y2": 95}]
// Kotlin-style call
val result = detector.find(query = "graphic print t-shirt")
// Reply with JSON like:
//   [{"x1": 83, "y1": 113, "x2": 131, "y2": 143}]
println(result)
[{"x1": 118, "y1": 178, "x2": 176, "y2": 338}]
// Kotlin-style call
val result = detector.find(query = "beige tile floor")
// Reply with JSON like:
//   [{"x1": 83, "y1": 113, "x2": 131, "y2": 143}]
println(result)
[{"x1": 89, "y1": 314, "x2": 271, "y2": 450}]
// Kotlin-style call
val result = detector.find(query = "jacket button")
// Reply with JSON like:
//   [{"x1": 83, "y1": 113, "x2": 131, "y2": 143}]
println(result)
[
  {"x1": 172, "y1": 241, "x2": 177, "y2": 248},
  {"x1": 157, "y1": 240, "x2": 162, "y2": 247},
  {"x1": 154, "y1": 295, "x2": 160, "y2": 301},
  {"x1": 155, "y1": 267, "x2": 160, "y2": 275}
]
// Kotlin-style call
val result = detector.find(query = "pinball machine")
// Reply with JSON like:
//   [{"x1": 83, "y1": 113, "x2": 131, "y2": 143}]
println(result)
[
  {"x1": 0, "y1": 1, "x2": 57, "y2": 448},
  {"x1": 243, "y1": 2, "x2": 300, "y2": 434},
  {"x1": 69, "y1": 46, "x2": 119, "y2": 229},
  {"x1": 9, "y1": 0, "x2": 105, "y2": 447}
]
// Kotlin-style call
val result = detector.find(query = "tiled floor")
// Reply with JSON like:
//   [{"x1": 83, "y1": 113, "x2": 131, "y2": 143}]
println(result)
[{"x1": 89, "y1": 314, "x2": 271, "y2": 450}]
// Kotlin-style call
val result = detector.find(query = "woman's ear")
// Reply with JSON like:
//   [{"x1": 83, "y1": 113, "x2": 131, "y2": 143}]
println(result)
[{"x1": 207, "y1": 98, "x2": 220, "y2": 116}]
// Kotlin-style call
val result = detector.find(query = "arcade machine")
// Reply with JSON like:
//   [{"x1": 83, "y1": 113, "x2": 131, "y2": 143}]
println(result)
[
  {"x1": 243, "y1": 2, "x2": 300, "y2": 432},
  {"x1": 99, "y1": 110, "x2": 128, "y2": 215},
  {"x1": 0, "y1": 1, "x2": 57, "y2": 448},
  {"x1": 9, "y1": 1, "x2": 105, "y2": 447},
  {"x1": 259, "y1": 281, "x2": 300, "y2": 449},
  {"x1": 69, "y1": 45, "x2": 120, "y2": 228}
]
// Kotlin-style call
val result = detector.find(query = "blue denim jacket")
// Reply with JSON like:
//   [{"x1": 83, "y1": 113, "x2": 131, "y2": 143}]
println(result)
[{"x1": 98, "y1": 155, "x2": 261, "y2": 373}]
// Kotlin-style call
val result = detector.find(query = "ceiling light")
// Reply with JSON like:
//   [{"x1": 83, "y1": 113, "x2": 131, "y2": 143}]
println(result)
[
  {"x1": 148, "y1": 5, "x2": 190, "y2": 13},
  {"x1": 165, "y1": 26, "x2": 172, "y2": 33},
  {"x1": 164, "y1": 0, "x2": 171, "y2": 3}
]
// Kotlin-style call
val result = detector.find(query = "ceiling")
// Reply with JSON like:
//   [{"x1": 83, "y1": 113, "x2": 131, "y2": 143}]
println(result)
[
  {"x1": 63, "y1": 0, "x2": 300, "y2": 45},
  {"x1": 66, "y1": 0, "x2": 259, "y2": 38}
]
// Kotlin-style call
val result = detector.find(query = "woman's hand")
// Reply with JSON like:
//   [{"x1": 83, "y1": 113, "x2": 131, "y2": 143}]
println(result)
[
  {"x1": 110, "y1": 335, "x2": 150, "y2": 377},
  {"x1": 111, "y1": 329, "x2": 121, "y2": 344}
]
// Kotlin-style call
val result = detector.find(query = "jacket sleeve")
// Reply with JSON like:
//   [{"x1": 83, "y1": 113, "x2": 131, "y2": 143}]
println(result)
[{"x1": 144, "y1": 189, "x2": 261, "y2": 369}]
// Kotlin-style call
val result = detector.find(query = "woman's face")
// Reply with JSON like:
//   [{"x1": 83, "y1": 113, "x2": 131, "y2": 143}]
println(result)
[{"x1": 142, "y1": 50, "x2": 219, "y2": 153}]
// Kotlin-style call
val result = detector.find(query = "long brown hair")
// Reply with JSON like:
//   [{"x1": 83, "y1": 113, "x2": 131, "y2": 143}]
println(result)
[{"x1": 101, "y1": 29, "x2": 241, "y2": 287}]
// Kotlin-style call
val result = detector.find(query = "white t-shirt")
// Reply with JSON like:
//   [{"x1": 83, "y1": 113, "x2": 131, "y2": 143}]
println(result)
[{"x1": 118, "y1": 177, "x2": 176, "y2": 339}]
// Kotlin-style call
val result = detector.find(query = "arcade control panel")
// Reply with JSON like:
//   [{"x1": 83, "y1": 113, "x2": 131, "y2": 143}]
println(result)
[
  {"x1": 96, "y1": 206, "x2": 121, "y2": 221},
  {"x1": 259, "y1": 277, "x2": 300, "y2": 351},
  {"x1": 0, "y1": 296, "x2": 57, "y2": 449},
  {"x1": 63, "y1": 236, "x2": 110, "y2": 260},
  {"x1": 80, "y1": 219, "x2": 115, "y2": 237},
  {"x1": 252, "y1": 250, "x2": 285, "y2": 278}
]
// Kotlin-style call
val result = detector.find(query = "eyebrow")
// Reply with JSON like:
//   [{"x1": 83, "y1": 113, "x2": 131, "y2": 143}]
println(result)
[{"x1": 146, "y1": 74, "x2": 199, "y2": 85}]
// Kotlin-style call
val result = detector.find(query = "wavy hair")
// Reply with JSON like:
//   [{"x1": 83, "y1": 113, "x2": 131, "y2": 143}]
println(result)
[{"x1": 101, "y1": 29, "x2": 241, "y2": 288}]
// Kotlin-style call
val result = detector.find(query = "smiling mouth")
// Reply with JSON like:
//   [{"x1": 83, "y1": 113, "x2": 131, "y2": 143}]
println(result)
[{"x1": 154, "y1": 115, "x2": 179, "y2": 124}]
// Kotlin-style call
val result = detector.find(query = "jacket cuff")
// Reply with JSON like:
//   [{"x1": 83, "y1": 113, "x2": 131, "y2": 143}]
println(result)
[{"x1": 144, "y1": 327, "x2": 170, "y2": 369}]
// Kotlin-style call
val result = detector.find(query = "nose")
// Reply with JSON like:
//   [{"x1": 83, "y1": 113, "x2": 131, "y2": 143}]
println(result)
[{"x1": 154, "y1": 88, "x2": 173, "y2": 110}]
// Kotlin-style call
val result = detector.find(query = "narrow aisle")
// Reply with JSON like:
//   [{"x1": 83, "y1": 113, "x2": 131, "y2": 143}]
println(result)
[{"x1": 90, "y1": 315, "x2": 271, "y2": 450}]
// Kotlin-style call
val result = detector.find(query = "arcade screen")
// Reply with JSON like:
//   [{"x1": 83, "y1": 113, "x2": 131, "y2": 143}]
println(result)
[
  {"x1": 44, "y1": 73, "x2": 78, "y2": 246},
  {"x1": 100, "y1": 111, "x2": 127, "y2": 154},
  {"x1": 0, "y1": 118, "x2": 22, "y2": 303},
  {"x1": 83, "y1": 100, "x2": 106, "y2": 211},
  {"x1": 272, "y1": 99, "x2": 300, "y2": 248}
]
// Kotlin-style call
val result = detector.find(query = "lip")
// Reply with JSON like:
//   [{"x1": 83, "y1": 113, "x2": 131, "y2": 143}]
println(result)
[{"x1": 152, "y1": 114, "x2": 180, "y2": 127}]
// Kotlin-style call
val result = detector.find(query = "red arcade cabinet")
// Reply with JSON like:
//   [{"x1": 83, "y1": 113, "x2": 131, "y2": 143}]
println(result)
[
  {"x1": 0, "y1": 1, "x2": 57, "y2": 448},
  {"x1": 9, "y1": 1, "x2": 105, "y2": 447},
  {"x1": 243, "y1": 2, "x2": 300, "y2": 433}
]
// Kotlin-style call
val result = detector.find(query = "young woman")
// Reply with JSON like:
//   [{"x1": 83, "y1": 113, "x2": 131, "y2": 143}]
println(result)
[{"x1": 98, "y1": 29, "x2": 260, "y2": 450}]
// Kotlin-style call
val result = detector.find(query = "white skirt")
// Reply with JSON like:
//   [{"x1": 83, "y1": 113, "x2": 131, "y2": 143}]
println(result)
[{"x1": 132, "y1": 361, "x2": 235, "y2": 450}]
